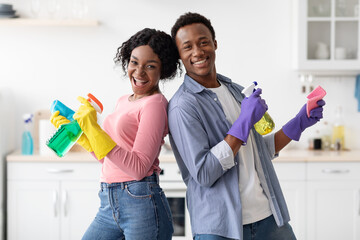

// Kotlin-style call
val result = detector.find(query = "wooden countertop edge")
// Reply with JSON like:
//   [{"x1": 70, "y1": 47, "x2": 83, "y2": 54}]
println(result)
[{"x1": 6, "y1": 150, "x2": 360, "y2": 163}]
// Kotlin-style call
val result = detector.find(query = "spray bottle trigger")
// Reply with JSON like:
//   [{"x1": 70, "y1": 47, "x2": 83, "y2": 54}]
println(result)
[
  {"x1": 242, "y1": 82, "x2": 258, "y2": 97},
  {"x1": 87, "y1": 93, "x2": 103, "y2": 114}
]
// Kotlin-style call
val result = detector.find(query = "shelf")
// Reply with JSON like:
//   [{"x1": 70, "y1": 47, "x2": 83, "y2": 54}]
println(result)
[
  {"x1": 307, "y1": 17, "x2": 332, "y2": 21},
  {"x1": 296, "y1": 69, "x2": 360, "y2": 77},
  {"x1": 0, "y1": 18, "x2": 99, "y2": 26},
  {"x1": 308, "y1": 17, "x2": 359, "y2": 21},
  {"x1": 334, "y1": 17, "x2": 360, "y2": 21}
]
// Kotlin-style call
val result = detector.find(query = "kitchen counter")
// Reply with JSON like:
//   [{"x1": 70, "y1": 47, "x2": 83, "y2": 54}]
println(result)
[
  {"x1": 273, "y1": 149, "x2": 360, "y2": 162},
  {"x1": 7, "y1": 150, "x2": 96, "y2": 163},
  {"x1": 6, "y1": 149, "x2": 360, "y2": 163}
]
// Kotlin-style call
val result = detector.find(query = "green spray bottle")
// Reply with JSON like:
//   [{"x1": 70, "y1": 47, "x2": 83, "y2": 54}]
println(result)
[{"x1": 46, "y1": 93, "x2": 103, "y2": 157}]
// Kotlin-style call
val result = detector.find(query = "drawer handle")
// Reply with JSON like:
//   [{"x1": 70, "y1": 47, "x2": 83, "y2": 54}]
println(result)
[
  {"x1": 321, "y1": 169, "x2": 350, "y2": 174},
  {"x1": 47, "y1": 169, "x2": 74, "y2": 174},
  {"x1": 53, "y1": 190, "x2": 58, "y2": 217},
  {"x1": 63, "y1": 190, "x2": 68, "y2": 217},
  {"x1": 358, "y1": 190, "x2": 360, "y2": 216}
]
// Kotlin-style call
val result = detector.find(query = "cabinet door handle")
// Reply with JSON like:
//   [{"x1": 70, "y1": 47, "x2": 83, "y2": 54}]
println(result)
[
  {"x1": 321, "y1": 169, "x2": 350, "y2": 174},
  {"x1": 358, "y1": 190, "x2": 360, "y2": 216},
  {"x1": 47, "y1": 169, "x2": 74, "y2": 174},
  {"x1": 53, "y1": 190, "x2": 58, "y2": 217},
  {"x1": 63, "y1": 190, "x2": 68, "y2": 217}
]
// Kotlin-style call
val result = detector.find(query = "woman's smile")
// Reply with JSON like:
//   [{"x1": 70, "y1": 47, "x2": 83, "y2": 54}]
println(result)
[{"x1": 132, "y1": 77, "x2": 149, "y2": 87}]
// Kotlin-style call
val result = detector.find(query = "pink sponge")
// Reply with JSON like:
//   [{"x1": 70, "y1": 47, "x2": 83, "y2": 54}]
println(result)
[{"x1": 306, "y1": 86, "x2": 326, "y2": 117}]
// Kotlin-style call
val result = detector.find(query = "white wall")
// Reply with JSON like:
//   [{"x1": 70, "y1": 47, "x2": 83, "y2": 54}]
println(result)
[{"x1": 1, "y1": 0, "x2": 359, "y2": 150}]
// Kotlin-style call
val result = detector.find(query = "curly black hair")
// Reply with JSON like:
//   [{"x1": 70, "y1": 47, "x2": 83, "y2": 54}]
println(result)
[
  {"x1": 171, "y1": 12, "x2": 216, "y2": 41},
  {"x1": 114, "y1": 28, "x2": 181, "y2": 80}
]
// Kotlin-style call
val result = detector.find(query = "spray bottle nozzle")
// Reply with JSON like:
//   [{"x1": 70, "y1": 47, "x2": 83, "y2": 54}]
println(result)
[
  {"x1": 242, "y1": 82, "x2": 258, "y2": 97},
  {"x1": 23, "y1": 114, "x2": 33, "y2": 123},
  {"x1": 87, "y1": 93, "x2": 103, "y2": 114}
]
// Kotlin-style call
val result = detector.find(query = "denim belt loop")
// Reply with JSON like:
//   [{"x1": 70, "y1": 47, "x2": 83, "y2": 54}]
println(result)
[
  {"x1": 100, "y1": 182, "x2": 107, "y2": 191},
  {"x1": 144, "y1": 172, "x2": 158, "y2": 184},
  {"x1": 155, "y1": 172, "x2": 159, "y2": 184}
]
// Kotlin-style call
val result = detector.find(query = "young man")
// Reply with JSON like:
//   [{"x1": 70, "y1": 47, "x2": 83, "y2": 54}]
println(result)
[{"x1": 168, "y1": 12, "x2": 325, "y2": 240}]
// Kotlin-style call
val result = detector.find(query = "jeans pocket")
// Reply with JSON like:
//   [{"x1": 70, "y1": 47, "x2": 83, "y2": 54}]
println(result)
[
  {"x1": 125, "y1": 182, "x2": 151, "y2": 199},
  {"x1": 98, "y1": 187, "x2": 109, "y2": 209}
]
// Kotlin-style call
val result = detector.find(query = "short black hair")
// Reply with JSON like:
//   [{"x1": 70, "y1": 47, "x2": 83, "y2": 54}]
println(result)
[
  {"x1": 171, "y1": 12, "x2": 216, "y2": 41},
  {"x1": 114, "y1": 28, "x2": 181, "y2": 80}
]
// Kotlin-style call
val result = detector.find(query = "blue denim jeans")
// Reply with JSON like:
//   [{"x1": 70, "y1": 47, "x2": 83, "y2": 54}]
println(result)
[
  {"x1": 82, "y1": 173, "x2": 173, "y2": 240},
  {"x1": 194, "y1": 215, "x2": 296, "y2": 240},
  {"x1": 243, "y1": 215, "x2": 296, "y2": 240}
]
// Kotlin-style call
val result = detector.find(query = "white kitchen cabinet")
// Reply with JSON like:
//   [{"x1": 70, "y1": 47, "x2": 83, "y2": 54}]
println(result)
[
  {"x1": 295, "y1": 0, "x2": 360, "y2": 74},
  {"x1": 306, "y1": 162, "x2": 360, "y2": 240},
  {"x1": 274, "y1": 160, "x2": 360, "y2": 240},
  {"x1": 7, "y1": 161, "x2": 101, "y2": 240},
  {"x1": 273, "y1": 162, "x2": 307, "y2": 240}
]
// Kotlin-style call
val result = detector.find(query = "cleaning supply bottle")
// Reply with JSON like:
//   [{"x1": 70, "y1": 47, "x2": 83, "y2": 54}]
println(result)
[
  {"x1": 242, "y1": 81, "x2": 275, "y2": 135},
  {"x1": 331, "y1": 105, "x2": 345, "y2": 150},
  {"x1": 46, "y1": 93, "x2": 103, "y2": 157},
  {"x1": 22, "y1": 114, "x2": 34, "y2": 155}
]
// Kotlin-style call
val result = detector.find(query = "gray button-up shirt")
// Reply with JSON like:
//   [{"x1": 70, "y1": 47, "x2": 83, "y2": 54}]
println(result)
[{"x1": 168, "y1": 74, "x2": 290, "y2": 239}]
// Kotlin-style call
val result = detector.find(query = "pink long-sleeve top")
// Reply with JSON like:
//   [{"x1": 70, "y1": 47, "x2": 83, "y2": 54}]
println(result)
[{"x1": 96, "y1": 93, "x2": 168, "y2": 183}]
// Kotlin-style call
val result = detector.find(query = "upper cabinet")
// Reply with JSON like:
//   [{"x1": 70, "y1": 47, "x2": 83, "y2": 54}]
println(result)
[{"x1": 295, "y1": 0, "x2": 360, "y2": 75}]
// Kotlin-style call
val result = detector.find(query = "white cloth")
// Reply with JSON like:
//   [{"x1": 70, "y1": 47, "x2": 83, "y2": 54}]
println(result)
[{"x1": 208, "y1": 82, "x2": 272, "y2": 224}]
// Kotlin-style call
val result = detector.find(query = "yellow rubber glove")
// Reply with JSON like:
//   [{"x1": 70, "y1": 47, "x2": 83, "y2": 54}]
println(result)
[
  {"x1": 50, "y1": 111, "x2": 93, "y2": 152},
  {"x1": 73, "y1": 96, "x2": 117, "y2": 159}
]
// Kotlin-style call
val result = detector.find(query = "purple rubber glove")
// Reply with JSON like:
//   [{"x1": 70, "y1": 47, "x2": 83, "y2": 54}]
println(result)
[
  {"x1": 283, "y1": 99, "x2": 325, "y2": 141},
  {"x1": 227, "y1": 88, "x2": 268, "y2": 143}
]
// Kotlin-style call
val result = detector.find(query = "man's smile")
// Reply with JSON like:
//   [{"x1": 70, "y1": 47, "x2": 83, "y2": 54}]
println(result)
[{"x1": 193, "y1": 59, "x2": 207, "y2": 65}]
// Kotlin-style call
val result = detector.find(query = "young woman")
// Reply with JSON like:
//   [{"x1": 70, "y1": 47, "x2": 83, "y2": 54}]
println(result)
[{"x1": 51, "y1": 28, "x2": 181, "y2": 240}]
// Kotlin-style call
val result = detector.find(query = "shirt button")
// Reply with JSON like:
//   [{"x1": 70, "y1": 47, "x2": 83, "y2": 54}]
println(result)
[{"x1": 214, "y1": 98, "x2": 217, "y2": 101}]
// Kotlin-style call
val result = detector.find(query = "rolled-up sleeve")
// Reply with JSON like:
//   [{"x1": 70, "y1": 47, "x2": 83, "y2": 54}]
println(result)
[
  {"x1": 210, "y1": 140, "x2": 235, "y2": 170},
  {"x1": 263, "y1": 133, "x2": 278, "y2": 159}
]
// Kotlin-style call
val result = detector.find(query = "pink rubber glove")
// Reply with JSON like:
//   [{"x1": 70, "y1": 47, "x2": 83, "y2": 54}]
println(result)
[
  {"x1": 282, "y1": 100, "x2": 325, "y2": 141},
  {"x1": 227, "y1": 88, "x2": 268, "y2": 144}
]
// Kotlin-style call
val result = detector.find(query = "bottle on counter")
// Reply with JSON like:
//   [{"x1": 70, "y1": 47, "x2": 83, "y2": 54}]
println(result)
[
  {"x1": 332, "y1": 105, "x2": 345, "y2": 151},
  {"x1": 320, "y1": 121, "x2": 332, "y2": 150},
  {"x1": 22, "y1": 114, "x2": 34, "y2": 155}
]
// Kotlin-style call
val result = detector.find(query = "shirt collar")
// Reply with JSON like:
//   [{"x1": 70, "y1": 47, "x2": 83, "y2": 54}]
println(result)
[{"x1": 184, "y1": 73, "x2": 233, "y2": 93}]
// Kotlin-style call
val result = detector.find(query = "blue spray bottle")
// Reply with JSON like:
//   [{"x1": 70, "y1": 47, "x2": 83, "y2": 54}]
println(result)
[{"x1": 22, "y1": 114, "x2": 34, "y2": 155}]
